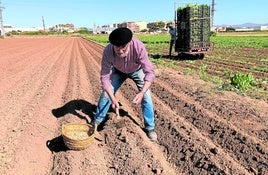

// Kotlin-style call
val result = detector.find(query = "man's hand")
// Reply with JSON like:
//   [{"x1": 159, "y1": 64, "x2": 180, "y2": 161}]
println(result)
[
  {"x1": 132, "y1": 92, "x2": 144, "y2": 105},
  {"x1": 105, "y1": 86, "x2": 119, "y2": 110},
  {"x1": 111, "y1": 99, "x2": 120, "y2": 110}
]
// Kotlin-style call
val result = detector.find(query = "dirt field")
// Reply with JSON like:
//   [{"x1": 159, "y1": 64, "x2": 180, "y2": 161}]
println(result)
[{"x1": 0, "y1": 37, "x2": 267, "y2": 175}]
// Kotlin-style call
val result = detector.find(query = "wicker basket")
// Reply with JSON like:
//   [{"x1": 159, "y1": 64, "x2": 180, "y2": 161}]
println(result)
[{"x1": 62, "y1": 123, "x2": 95, "y2": 151}]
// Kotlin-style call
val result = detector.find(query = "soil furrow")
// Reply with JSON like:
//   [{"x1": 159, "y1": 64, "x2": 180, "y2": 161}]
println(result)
[
  {"x1": 151, "y1": 75, "x2": 268, "y2": 174},
  {"x1": 1, "y1": 37, "x2": 267, "y2": 175},
  {"x1": 158, "y1": 71, "x2": 268, "y2": 143},
  {"x1": 116, "y1": 78, "x2": 249, "y2": 174},
  {"x1": 0, "y1": 37, "x2": 77, "y2": 174},
  {"x1": 50, "y1": 37, "x2": 111, "y2": 175}
]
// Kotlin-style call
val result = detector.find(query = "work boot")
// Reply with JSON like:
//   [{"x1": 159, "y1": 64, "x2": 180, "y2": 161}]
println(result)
[{"x1": 146, "y1": 130, "x2": 158, "y2": 142}]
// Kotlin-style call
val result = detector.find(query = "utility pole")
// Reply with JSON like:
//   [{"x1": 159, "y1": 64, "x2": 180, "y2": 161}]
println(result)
[
  {"x1": 211, "y1": 0, "x2": 215, "y2": 28},
  {"x1": 42, "y1": 16, "x2": 46, "y2": 31},
  {"x1": 0, "y1": 0, "x2": 5, "y2": 36}
]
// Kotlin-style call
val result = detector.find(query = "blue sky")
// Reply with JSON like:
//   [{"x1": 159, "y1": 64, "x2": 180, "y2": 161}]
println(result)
[{"x1": 1, "y1": 0, "x2": 268, "y2": 28}]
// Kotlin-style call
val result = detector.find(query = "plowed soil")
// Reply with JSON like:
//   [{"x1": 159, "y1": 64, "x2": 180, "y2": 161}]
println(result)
[{"x1": 0, "y1": 37, "x2": 267, "y2": 175}]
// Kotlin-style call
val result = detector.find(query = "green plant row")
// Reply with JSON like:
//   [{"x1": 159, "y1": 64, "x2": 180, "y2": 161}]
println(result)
[
  {"x1": 210, "y1": 36, "x2": 268, "y2": 48},
  {"x1": 86, "y1": 33, "x2": 268, "y2": 49},
  {"x1": 230, "y1": 72, "x2": 254, "y2": 90}
]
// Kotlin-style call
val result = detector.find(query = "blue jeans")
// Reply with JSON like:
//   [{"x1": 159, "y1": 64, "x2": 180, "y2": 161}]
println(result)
[{"x1": 94, "y1": 67, "x2": 155, "y2": 131}]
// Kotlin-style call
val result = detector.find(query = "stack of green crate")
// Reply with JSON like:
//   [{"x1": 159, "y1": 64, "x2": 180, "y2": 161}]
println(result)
[{"x1": 176, "y1": 4, "x2": 210, "y2": 52}]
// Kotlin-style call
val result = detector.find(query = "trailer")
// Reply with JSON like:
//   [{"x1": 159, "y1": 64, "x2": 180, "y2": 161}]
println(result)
[{"x1": 174, "y1": 3, "x2": 213, "y2": 59}]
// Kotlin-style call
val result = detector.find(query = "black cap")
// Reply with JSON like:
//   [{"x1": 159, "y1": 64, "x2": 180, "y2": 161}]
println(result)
[{"x1": 109, "y1": 27, "x2": 133, "y2": 46}]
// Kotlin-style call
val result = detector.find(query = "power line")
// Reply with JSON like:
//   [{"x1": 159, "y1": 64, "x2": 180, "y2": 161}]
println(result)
[
  {"x1": 0, "y1": 0, "x2": 5, "y2": 36},
  {"x1": 42, "y1": 16, "x2": 46, "y2": 30},
  {"x1": 211, "y1": 0, "x2": 215, "y2": 27}
]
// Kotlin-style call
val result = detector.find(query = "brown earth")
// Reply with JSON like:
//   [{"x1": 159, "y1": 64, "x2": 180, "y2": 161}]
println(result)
[{"x1": 0, "y1": 37, "x2": 267, "y2": 175}]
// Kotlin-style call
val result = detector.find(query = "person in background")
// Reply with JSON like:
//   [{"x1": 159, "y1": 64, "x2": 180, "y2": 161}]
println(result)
[
  {"x1": 168, "y1": 25, "x2": 176, "y2": 58},
  {"x1": 91, "y1": 27, "x2": 157, "y2": 142}
]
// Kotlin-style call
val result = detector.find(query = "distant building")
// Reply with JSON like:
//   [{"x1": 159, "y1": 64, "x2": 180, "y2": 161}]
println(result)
[
  {"x1": 119, "y1": 21, "x2": 138, "y2": 33},
  {"x1": 135, "y1": 21, "x2": 147, "y2": 32},
  {"x1": 4, "y1": 24, "x2": 43, "y2": 33},
  {"x1": 260, "y1": 26, "x2": 268, "y2": 31},
  {"x1": 94, "y1": 21, "x2": 146, "y2": 34},
  {"x1": 215, "y1": 27, "x2": 226, "y2": 32},
  {"x1": 94, "y1": 24, "x2": 115, "y2": 34},
  {"x1": 49, "y1": 23, "x2": 74, "y2": 33},
  {"x1": 235, "y1": 28, "x2": 254, "y2": 32}
]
